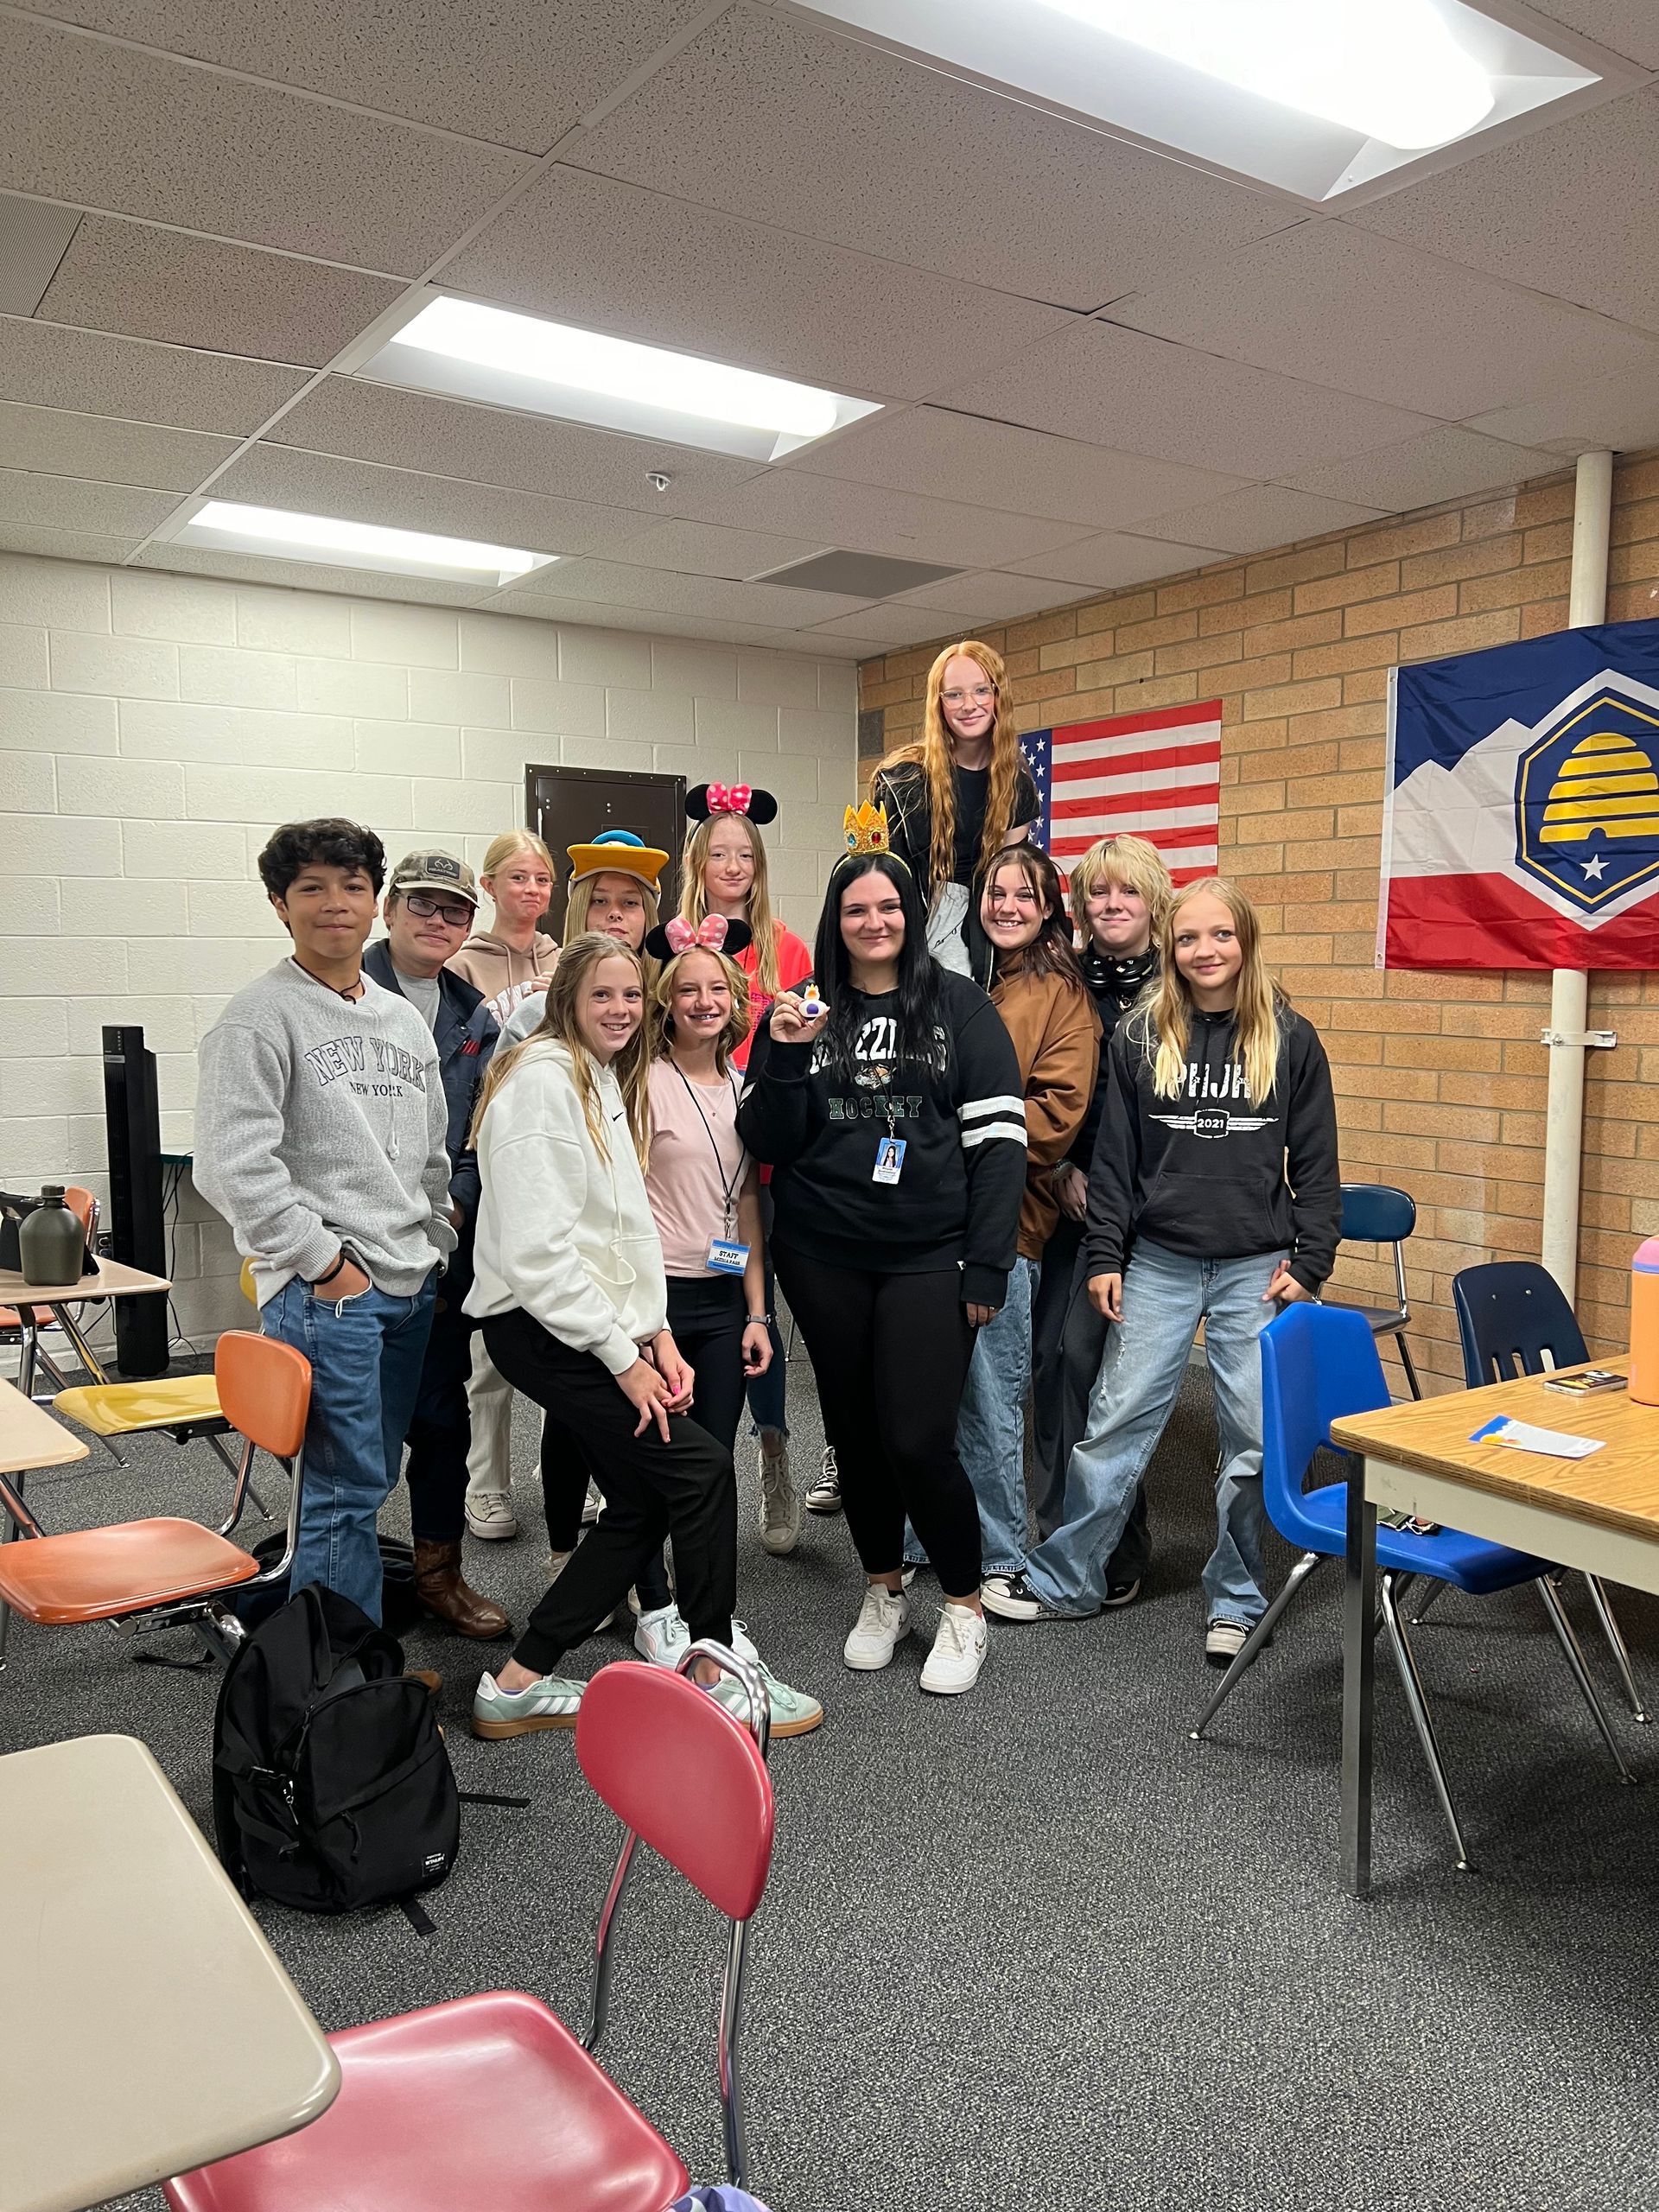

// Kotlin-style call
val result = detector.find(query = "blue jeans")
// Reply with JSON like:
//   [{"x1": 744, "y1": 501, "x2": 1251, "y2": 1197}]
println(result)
[
  {"x1": 1022, "y1": 1240, "x2": 1284, "y2": 1624},
  {"x1": 263, "y1": 1274, "x2": 437, "y2": 1623},
  {"x1": 955, "y1": 1255, "x2": 1036, "y2": 1579}
]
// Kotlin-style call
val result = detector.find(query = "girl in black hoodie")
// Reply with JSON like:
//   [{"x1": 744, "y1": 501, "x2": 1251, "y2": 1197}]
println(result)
[
  {"x1": 738, "y1": 837, "x2": 1025, "y2": 1698},
  {"x1": 983, "y1": 880, "x2": 1339, "y2": 1664}
]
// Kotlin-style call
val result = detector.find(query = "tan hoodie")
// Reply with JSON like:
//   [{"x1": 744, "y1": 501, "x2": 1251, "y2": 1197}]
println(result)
[
  {"x1": 990, "y1": 966, "x2": 1101, "y2": 1260},
  {"x1": 445, "y1": 929, "x2": 558, "y2": 1027}
]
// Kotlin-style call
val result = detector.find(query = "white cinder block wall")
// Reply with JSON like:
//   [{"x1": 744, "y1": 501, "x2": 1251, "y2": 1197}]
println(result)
[{"x1": 0, "y1": 551, "x2": 857, "y2": 1344}]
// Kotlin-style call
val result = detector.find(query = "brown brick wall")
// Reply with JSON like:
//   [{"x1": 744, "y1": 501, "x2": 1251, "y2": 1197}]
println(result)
[{"x1": 858, "y1": 454, "x2": 1659, "y2": 1391}]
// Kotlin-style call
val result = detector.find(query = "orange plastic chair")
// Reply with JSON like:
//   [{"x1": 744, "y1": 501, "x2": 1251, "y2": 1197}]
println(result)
[
  {"x1": 0, "y1": 1332, "x2": 309, "y2": 1660},
  {"x1": 165, "y1": 1646, "x2": 778, "y2": 2212}
]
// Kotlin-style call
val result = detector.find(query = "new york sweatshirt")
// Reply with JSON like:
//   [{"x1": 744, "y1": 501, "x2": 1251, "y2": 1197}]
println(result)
[
  {"x1": 194, "y1": 960, "x2": 456, "y2": 1305},
  {"x1": 1085, "y1": 1005, "x2": 1341, "y2": 1294},
  {"x1": 466, "y1": 1039, "x2": 667, "y2": 1375},
  {"x1": 737, "y1": 969, "x2": 1027, "y2": 1306}
]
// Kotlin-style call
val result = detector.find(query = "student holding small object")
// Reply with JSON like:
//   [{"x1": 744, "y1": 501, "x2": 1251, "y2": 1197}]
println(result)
[
  {"x1": 631, "y1": 912, "x2": 772, "y2": 1666},
  {"x1": 983, "y1": 880, "x2": 1340, "y2": 1664},
  {"x1": 466, "y1": 931, "x2": 821, "y2": 1740},
  {"x1": 738, "y1": 804, "x2": 1026, "y2": 1698}
]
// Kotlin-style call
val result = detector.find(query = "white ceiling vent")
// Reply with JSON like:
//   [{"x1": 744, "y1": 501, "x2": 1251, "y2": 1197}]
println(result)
[
  {"x1": 0, "y1": 194, "x2": 82, "y2": 316},
  {"x1": 753, "y1": 550, "x2": 962, "y2": 595}
]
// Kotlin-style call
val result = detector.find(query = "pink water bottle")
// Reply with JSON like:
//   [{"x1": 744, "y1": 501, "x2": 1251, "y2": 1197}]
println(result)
[{"x1": 1630, "y1": 1237, "x2": 1659, "y2": 1405}]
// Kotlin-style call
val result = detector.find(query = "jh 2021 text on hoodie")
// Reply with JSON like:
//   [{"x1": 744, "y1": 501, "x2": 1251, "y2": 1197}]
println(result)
[
  {"x1": 737, "y1": 969, "x2": 1027, "y2": 1309},
  {"x1": 194, "y1": 961, "x2": 457, "y2": 1306},
  {"x1": 1085, "y1": 1006, "x2": 1341, "y2": 1295}
]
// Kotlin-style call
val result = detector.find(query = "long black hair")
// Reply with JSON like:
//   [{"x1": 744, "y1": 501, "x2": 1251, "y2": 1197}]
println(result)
[{"x1": 810, "y1": 852, "x2": 943, "y2": 1078}]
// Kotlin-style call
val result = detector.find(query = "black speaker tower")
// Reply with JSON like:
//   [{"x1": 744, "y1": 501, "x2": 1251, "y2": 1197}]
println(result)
[{"x1": 101, "y1": 1024, "x2": 168, "y2": 1377}]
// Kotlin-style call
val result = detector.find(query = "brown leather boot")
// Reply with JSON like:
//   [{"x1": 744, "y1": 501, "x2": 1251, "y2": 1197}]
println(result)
[{"x1": 412, "y1": 1539, "x2": 512, "y2": 1639}]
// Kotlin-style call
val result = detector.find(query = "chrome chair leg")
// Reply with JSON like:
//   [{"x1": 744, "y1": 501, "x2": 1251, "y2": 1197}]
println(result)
[
  {"x1": 1380, "y1": 1572, "x2": 1471, "y2": 1870},
  {"x1": 1535, "y1": 1577, "x2": 1636, "y2": 1782},
  {"x1": 1584, "y1": 1574, "x2": 1647, "y2": 1723},
  {"x1": 1409, "y1": 1580, "x2": 1446, "y2": 1626},
  {"x1": 1191, "y1": 1550, "x2": 1323, "y2": 1738},
  {"x1": 1395, "y1": 1331, "x2": 1422, "y2": 1401}
]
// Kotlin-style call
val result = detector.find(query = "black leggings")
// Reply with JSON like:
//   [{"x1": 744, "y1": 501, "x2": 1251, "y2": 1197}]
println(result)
[
  {"x1": 485, "y1": 1308, "x2": 735, "y2": 1674},
  {"x1": 539, "y1": 1274, "x2": 748, "y2": 1613},
  {"x1": 773, "y1": 1247, "x2": 981, "y2": 1599}
]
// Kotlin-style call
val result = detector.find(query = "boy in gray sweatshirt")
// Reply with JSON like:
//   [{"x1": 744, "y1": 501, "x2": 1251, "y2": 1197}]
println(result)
[{"x1": 194, "y1": 818, "x2": 454, "y2": 1624}]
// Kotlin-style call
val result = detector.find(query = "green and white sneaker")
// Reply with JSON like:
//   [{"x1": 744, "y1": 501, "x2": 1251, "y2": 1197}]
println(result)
[
  {"x1": 471, "y1": 1669, "x2": 584, "y2": 1739},
  {"x1": 709, "y1": 1657, "x2": 823, "y2": 1739}
]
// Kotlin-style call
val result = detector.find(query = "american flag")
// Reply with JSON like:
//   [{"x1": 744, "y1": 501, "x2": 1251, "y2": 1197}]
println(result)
[{"x1": 1020, "y1": 699, "x2": 1223, "y2": 885}]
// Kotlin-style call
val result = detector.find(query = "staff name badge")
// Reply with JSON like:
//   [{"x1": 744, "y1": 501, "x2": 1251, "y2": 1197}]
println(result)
[
  {"x1": 872, "y1": 1138, "x2": 907, "y2": 1185},
  {"x1": 706, "y1": 1236, "x2": 749, "y2": 1275}
]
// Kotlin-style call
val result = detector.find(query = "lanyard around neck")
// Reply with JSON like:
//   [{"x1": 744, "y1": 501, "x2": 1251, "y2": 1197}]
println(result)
[{"x1": 669, "y1": 1060, "x2": 747, "y2": 1228}]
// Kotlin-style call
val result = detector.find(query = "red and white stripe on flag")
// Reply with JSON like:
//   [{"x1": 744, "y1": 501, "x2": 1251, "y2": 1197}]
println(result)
[{"x1": 1047, "y1": 700, "x2": 1222, "y2": 885}]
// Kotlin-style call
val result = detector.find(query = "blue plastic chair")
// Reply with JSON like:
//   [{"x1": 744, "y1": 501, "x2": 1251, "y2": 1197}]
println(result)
[
  {"x1": 1192, "y1": 1304, "x2": 1631, "y2": 1867},
  {"x1": 1321, "y1": 1183, "x2": 1421, "y2": 1398},
  {"x1": 1453, "y1": 1261, "x2": 1646, "y2": 1723}
]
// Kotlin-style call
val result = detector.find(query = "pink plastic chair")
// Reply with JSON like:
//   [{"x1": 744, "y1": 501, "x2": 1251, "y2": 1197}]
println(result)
[{"x1": 165, "y1": 1646, "x2": 777, "y2": 2212}]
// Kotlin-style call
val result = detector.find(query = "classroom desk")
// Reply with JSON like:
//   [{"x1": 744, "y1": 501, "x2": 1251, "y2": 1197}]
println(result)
[
  {"x1": 1332, "y1": 1359, "x2": 1659, "y2": 1897},
  {"x1": 0, "y1": 1732, "x2": 339, "y2": 2212},
  {"x1": 0, "y1": 1374, "x2": 89, "y2": 1478},
  {"x1": 0, "y1": 1257, "x2": 172, "y2": 1401}
]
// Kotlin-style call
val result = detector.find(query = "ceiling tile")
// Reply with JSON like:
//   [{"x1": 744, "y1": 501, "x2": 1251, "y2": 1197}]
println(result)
[
  {"x1": 0, "y1": 20, "x2": 531, "y2": 276},
  {"x1": 1522, "y1": 3, "x2": 1659, "y2": 67},
  {"x1": 890, "y1": 570, "x2": 1100, "y2": 623},
  {"x1": 573, "y1": 3, "x2": 1289, "y2": 312},
  {"x1": 786, "y1": 406, "x2": 1245, "y2": 528},
  {"x1": 693, "y1": 467, "x2": 1095, "y2": 570},
  {"x1": 1004, "y1": 531, "x2": 1226, "y2": 591},
  {"x1": 932, "y1": 321, "x2": 1435, "y2": 480},
  {"x1": 29, "y1": 2, "x2": 715, "y2": 155},
  {"x1": 37, "y1": 217, "x2": 407, "y2": 366},
  {"x1": 0, "y1": 315, "x2": 307, "y2": 433},
  {"x1": 1351, "y1": 88, "x2": 1659, "y2": 336},
  {"x1": 1467, "y1": 366, "x2": 1659, "y2": 456},
  {"x1": 0, "y1": 399, "x2": 234, "y2": 489},
  {"x1": 0, "y1": 467, "x2": 175, "y2": 535},
  {"x1": 0, "y1": 521, "x2": 142, "y2": 564},
  {"x1": 489, "y1": 556, "x2": 871, "y2": 628},
  {"x1": 212, "y1": 446, "x2": 656, "y2": 561},
  {"x1": 1108, "y1": 219, "x2": 1659, "y2": 421},
  {"x1": 602, "y1": 518, "x2": 828, "y2": 579},
  {"x1": 0, "y1": 193, "x2": 80, "y2": 315},
  {"x1": 807, "y1": 605, "x2": 958, "y2": 648},
  {"x1": 474, "y1": 594, "x2": 823, "y2": 651},
  {"x1": 1132, "y1": 483, "x2": 1386, "y2": 556},
  {"x1": 274, "y1": 377, "x2": 764, "y2": 514},
  {"x1": 135, "y1": 541, "x2": 493, "y2": 605},
  {"x1": 1282, "y1": 426, "x2": 1562, "y2": 512},
  {"x1": 442, "y1": 165, "x2": 1072, "y2": 403}
]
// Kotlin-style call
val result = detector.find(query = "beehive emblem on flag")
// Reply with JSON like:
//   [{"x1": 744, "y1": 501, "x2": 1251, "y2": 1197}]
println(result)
[{"x1": 1514, "y1": 690, "x2": 1659, "y2": 911}]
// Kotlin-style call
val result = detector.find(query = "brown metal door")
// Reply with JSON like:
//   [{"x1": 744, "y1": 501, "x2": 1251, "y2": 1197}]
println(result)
[{"x1": 525, "y1": 764, "x2": 686, "y2": 938}]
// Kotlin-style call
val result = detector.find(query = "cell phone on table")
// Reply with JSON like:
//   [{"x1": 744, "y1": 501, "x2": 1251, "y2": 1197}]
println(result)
[{"x1": 1542, "y1": 1368, "x2": 1626, "y2": 1395}]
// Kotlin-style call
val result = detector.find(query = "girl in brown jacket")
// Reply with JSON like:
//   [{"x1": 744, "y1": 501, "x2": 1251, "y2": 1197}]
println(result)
[{"x1": 910, "y1": 842, "x2": 1098, "y2": 1585}]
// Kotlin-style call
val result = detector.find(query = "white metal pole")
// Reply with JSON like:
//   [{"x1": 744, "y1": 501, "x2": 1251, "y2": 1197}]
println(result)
[{"x1": 1540, "y1": 450, "x2": 1613, "y2": 1300}]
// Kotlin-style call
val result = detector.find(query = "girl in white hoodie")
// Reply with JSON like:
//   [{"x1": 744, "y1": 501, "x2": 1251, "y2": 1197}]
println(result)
[{"x1": 466, "y1": 932, "x2": 822, "y2": 1740}]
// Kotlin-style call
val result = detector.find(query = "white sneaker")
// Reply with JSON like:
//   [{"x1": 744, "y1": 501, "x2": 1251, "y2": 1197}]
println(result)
[
  {"x1": 759, "y1": 1445, "x2": 802, "y2": 1556},
  {"x1": 634, "y1": 1603, "x2": 691, "y2": 1668},
  {"x1": 843, "y1": 1583, "x2": 912, "y2": 1671},
  {"x1": 581, "y1": 1479, "x2": 602, "y2": 1526},
  {"x1": 466, "y1": 1491, "x2": 518, "y2": 1541},
  {"x1": 919, "y1": 1603, "x2": 988, "y2": 1695}
]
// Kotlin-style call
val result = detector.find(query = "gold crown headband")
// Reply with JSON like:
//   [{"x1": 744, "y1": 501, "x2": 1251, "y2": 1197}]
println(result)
[{"x1": 839, "y1": 800, "x2": 908, "y2": 868}]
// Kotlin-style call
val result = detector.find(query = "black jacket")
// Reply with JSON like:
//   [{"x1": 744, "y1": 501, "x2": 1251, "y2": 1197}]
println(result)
[
  {"x1": 873, "y1": 757, "x2": 1041, "y2": 987},
  {"x1": 363, "y1": 942, "x2": 498, "y2": 1224},
  {"x1": 738, "y1": 971, "x2": 1027, "y2": 1307},
  {"x1": 1085, "y1": 1005, "x2": 1340, "y2": 1294},
  {"x1": 1066, "y1": 944, "x2": 1158, "y2": 1177}
]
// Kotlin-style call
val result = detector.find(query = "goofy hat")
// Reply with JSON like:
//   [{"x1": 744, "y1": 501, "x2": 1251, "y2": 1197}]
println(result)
[{"x1": 566, "y1": 827, "x2": 671, "y2": 888}]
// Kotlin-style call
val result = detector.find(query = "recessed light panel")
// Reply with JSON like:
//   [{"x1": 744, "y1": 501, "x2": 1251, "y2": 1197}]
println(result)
[
  {"x1": 796, "y1": 0, "x2": 1619, "y2": 203},
  {"x1": 355, "y1": 294, "x2": 881, "y2": 461},
  {"x1": 165, "y1": 499, "x2": 555, "y2": 587}
]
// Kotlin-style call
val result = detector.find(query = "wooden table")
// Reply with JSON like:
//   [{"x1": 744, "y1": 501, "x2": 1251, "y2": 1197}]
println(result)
[
  {"x1": 0, "y1": 1374, "x2": 89, "y2": 1479},
  {"x1": 0, "y1": 1732, "x2": 339, "y2": 2212},
  {"x1": 1331, "y1": 1358, "x2": 1659, "y2": 1896},
  {"x1": 0, "y1": 1257, "x2": 172, "y2": 1399}
]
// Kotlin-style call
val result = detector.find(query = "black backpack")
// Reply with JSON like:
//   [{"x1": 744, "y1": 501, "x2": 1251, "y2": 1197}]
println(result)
[{"x1": 212, "y1": 1584, "x2": 461, "y2": 1918}]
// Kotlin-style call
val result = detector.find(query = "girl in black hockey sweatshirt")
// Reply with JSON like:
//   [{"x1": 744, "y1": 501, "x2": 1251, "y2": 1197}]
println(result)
[
  {"x1": 739, "y1": 841, "x2": 1026, "y2": 1698},
  {"x1": 984, "y1": 879, "x2": 1339, "y2": 1664}
]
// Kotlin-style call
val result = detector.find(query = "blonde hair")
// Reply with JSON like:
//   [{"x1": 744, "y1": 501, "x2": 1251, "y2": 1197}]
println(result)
[
  {"x1": 879, "y1": 639, "x2": 1023, "y2": 895},
  {"x1": 680, "y1": 813, "x2": 781, "y2": 999},
  {"x1": 1137, "y1": 879, "x2": 1283, "y2": 1109},
  {"x1": 1067, "y1": 833, "x2": 1173, "y2": 943},
  {"x1": 480, "y1": 830, "x2": 556, "y2": 889},
  {"x1": 565, "y1": 869, "x2": 660, "y2": 944},
  {"x1": 470, "y1": 932, "x2": 652, "y2": 1162},
  {"x1": 652, "y1": 945, "x2": 752, "y2": 1076}
]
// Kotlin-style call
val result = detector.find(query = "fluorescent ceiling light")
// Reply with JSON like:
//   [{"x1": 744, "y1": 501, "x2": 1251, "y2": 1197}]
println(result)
[
  {"x1": 798, "y1": 0, "x2": 1613, "y2": 204},
  {"x1": 172, "y1": 500, "x2": 554, "y2": 588},
  {"x1": 355, "y1": 295, "x2": 880, "y2": 462},
  {"x1": 1039, "y1": 1, "x2": 1492, "y2": 152}
]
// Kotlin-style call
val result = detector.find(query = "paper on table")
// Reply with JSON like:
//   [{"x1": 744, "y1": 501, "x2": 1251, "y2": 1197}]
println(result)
[{"x1": 1470, "y1": 1415, "x2": 1605, "y2": 1460}]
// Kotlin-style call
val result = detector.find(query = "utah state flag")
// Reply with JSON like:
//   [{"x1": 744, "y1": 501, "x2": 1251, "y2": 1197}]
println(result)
[{"x1": 1380, "y1": 620, "x2": 1659, "y2": 971}]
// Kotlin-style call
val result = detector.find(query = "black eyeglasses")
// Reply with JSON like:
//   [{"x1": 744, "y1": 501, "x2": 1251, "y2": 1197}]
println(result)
[{"x1": 404, "y1": 892, "x2": 474, "y2": 927}]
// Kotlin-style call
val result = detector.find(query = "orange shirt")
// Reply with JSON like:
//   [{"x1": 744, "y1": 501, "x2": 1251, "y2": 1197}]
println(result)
[{"x1": 732, "y1": 925, "x2": 813, "y2": 1074}]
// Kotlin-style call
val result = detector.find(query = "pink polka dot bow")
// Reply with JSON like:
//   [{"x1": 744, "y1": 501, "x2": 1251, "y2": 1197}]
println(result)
[
  {"x1": 664, "y1": 914, "x2": 734, "y2": 955},
  {"x1": 704, "y1": 782, "x2": 753, "y2": 817}
]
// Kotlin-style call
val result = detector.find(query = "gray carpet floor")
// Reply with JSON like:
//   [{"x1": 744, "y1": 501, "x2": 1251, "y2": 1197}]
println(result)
[{"x1": 4, "y1": 1344, "x2": 1658, "y2": 2212}]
